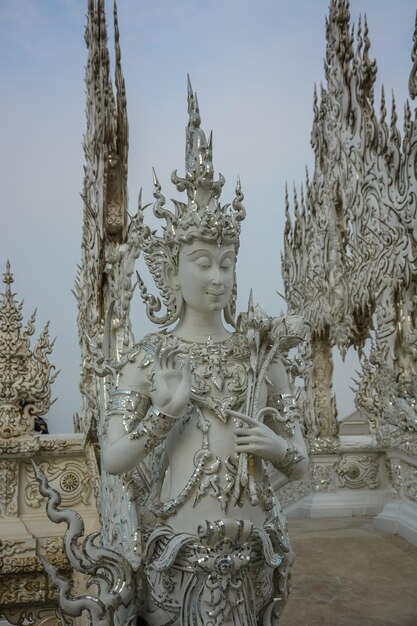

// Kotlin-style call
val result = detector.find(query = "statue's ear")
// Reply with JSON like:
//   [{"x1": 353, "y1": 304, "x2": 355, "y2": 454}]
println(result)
[{"x1": 164, "y1": 261, "x2": 180, "y2": 291}]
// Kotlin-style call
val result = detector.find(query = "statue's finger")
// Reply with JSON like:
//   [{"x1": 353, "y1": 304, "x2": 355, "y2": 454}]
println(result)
[
  {"x1": 235, "y1": 443, "x2": 258, "y2": 454},
  {"x1": 256, "y1": 406, "x2": 283, "y2": 423},
  {"x1": 227, "y1": 409, "x2": 257, "y2": 426},
  {"x1": 235, "y1": 434, "x2": 257, "y2": 444}
]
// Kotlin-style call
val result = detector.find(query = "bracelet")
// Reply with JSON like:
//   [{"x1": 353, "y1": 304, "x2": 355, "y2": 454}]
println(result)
[
  {"x1": 277, "y1": 441, "x2": 305, "y2": 478},
  {"x1": 127, "y1": 405, "x2": 176, "y2": 452},
  {"x1": 268, "y1": 392, "x2": 301, "y2": 437},
  {"x1": 127, "y1": 421, "x2": 163, "y2": 452}
]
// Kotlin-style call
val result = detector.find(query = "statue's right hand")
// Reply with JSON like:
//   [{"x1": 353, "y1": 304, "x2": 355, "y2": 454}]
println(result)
[{"x1": 152, "y1": 341, "x2": 191, "y2": 418}]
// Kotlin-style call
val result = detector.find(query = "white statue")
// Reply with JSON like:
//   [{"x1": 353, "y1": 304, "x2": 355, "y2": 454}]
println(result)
[{"x1": 102, "y1": 79, "x2": 308, "y2": 625}]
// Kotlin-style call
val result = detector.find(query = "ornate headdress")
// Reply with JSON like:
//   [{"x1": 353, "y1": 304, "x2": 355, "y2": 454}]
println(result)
[{"x1": 136, "y1": 76, "x2": 246, "y2": 326}]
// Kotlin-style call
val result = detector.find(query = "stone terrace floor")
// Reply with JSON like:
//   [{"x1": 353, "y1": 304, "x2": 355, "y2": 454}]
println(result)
[{"x1": 281, "y1": 517, "x2": 417, "y2": 626}]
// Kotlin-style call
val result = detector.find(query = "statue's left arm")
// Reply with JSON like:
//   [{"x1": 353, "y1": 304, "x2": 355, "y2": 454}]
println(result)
[{"x1": 232, "y1": 358, "x2": 308, "y2": 481}]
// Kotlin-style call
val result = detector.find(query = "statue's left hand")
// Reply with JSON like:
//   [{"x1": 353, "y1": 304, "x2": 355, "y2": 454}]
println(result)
[
  {"x1": 229, "y1": 409, "x2": 287, "y2": 465},
  {"x1": 152, "y1": 342, "x2": 191, "y2": 418}
]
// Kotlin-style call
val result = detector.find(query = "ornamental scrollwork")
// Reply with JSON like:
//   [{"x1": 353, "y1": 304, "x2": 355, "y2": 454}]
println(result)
[
  {"x1": 39, "y1": 439, "x2": 82, "y2": 452},
  {"x1": 277, "y1": 476, "x2": 312, "y2": 508},
  {"x1": 387, "y1": 458, "x2": 403, "y2": 498},
  {"x1": 24, "y1": 460, "x2": 93, "y2": 509},
  {"x1": 0, "y1": 540, "x2": 29, "y2": 558},
  {"x1": 377, "y1": 424, "x2": 417, "y2": 457},
  {"x1": 310, "y1": 462, "x2": 338, "y2": 492},
  {"x1": 0, "y1": 609, "x2": 71, "y2": 626},
  {"x1": 337, "y1": 454, "x2": 380, "y2": 489},
  {"x1": 386, "y1": 457, "x2": 417, "y2": 502},
  {"x1": 1, "y1": 557, "x2": 41, "y2": 575},
  {"x1": 0, "y1": 459, "x2": 18, "y2": 517},
  {"x1": 308, "y1": 436, "x2": 341, "y2": 455},
  {"x1": 0, "y1": 573, "x2": 58, "y2": 605},
  {"x1": 38, "y1": 537, "x2": 65, "y2": 555},
  {"x1": 0, "y1": 438, "x2": 40, "y2": 455}
]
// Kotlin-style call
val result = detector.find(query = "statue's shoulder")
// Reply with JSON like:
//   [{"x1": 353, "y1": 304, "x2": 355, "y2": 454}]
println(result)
[
  {"x1": 124, "y1": 332, "x2": 165, "y2": 365},
  {"x1": 120, "y1": 332, "x2": 162, "y2": 369},
  {"x1": 116, "y1": 332, "x2": 165, "y2": 391}
]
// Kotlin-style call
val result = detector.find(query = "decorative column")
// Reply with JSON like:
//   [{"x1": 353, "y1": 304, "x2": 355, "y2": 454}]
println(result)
[{"x1": 309, "y1": 336, "x2": 338, "y2": 443}]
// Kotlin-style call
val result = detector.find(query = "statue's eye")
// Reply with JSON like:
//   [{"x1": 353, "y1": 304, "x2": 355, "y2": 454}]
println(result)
[
  {"x1": 196, "y1": 257, "x2": 211, "y2": 268},
  {"x1": 221, "y1": 258, "x2": 233, "y2": 269}
]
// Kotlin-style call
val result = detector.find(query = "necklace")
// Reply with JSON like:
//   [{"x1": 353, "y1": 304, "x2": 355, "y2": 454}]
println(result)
[{"x1": 163, "y1": 331, "x2": 250, "y2": 422}]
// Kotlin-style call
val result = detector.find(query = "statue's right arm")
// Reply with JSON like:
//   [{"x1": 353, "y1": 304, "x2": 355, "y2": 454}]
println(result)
[
  {"x1": 102, "y1": 354, "x2": 154, "y2": 475},
  {"x1": 102, "y1": 341, "x2": 191, "y2": 475}
]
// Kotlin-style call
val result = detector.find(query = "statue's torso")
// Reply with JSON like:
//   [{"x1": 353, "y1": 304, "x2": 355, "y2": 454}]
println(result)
[{"x1": 131, "y1": 330, "x2": 275, "y2": 533}]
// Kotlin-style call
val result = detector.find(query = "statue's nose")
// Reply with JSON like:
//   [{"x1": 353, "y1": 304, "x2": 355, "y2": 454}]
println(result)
[{"x1": 209, "y1": 265, "x2": 222, "y2": 284}]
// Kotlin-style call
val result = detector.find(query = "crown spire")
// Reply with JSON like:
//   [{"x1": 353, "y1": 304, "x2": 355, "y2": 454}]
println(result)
[
  {"x1": 3, "y1": 260, "x2": 13, "y2": 291},
  {"x1": 172, "y1": 76, "x2": 225, "y2": 208}
]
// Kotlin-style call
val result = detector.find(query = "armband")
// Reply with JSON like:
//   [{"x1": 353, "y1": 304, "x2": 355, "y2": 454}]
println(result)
[
  {"x1": 107, "y1": 389, "x2": 151, "y2": 435},
  {"x1": 277, "y1": 441, "x2": 305, "y2": 478},
  {"x1": 268, "y1": 392, "x2": 301, "y2": 437},
  {"x1": 128, "y1": 406, "x2": 176, "y2": 452},
  {"x1": 107, "y1": 390, "x2": 177, "y2": 453}
]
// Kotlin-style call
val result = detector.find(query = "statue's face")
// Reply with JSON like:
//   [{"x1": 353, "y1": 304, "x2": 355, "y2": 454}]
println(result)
[{"x1": 177, "y1": 240, "x2": 235, "y2": 314}]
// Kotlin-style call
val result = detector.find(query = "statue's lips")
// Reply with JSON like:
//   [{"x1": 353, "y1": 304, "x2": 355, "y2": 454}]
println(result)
[{"x1": 206, "y1": 290, "x2": 225, "y2": 296}]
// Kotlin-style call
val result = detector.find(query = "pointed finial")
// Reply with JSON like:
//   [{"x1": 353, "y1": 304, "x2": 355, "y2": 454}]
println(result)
[
  {"x1": 363, "y1": 14, "x2": 370, "y2": 53},
  {"x1": 405, "y1": 100, "x2": 412, "y2": 127},
  {"x1": 194, "y1": 91, "x2": 200, "y2": 116},
  {"x1": 284, "y1": 185, "x2": 292, "y2": 240},
  {"x1": 313, "y1": 83, "x2": 319, "y2": 119},
  {"x1": 248, "y1": 289, "x2": 254, "y2": 312},
  {"x1": 380, "y1": 85, "x2": 386, "y2": 121},
  {"x1": 3, "y1": 260, "x2": 13, "y2": 288},
  {"x1": 357, "y1": 14, "x2": 362, "y2": 52},
  {"x1": 300, "y1": 185, "x2": 306, "y2": 218},
  {"x1": 232, "y1": 174, "x2": 246, "y2": 220},
  {"x1": 390, "y1": 90, "x2": 398, "y2": 128},
  {"x1": 152, "y1": 167, "x2": 160, "y2": 188},
  {"x1": 408, "y1": 11, "x2": 417, "y2": 100},
  {"x1": 293, "y1": 183, "x2": 300, "y2": 219},
  {"x1": 187, "y1": 74, "x2": 200, "y2": 128}
]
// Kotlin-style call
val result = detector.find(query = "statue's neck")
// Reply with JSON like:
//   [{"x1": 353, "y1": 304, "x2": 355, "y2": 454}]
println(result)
[{"x1": 171, "y1": 308, "x2": 231, "y2": 343}]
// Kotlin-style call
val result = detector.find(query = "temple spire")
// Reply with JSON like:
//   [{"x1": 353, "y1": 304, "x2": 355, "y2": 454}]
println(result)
[
  {"x1": 3, "y1": 260, "x2": 13, "y2": 290},
  {"x1": 409, "y1": 11, "x2": 417, "y2": 100}
]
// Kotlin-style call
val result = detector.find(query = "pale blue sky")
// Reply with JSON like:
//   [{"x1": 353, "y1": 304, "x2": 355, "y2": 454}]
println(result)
[{"x1": 1, "y1": 0, "x2": 415, "y2": 432}]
